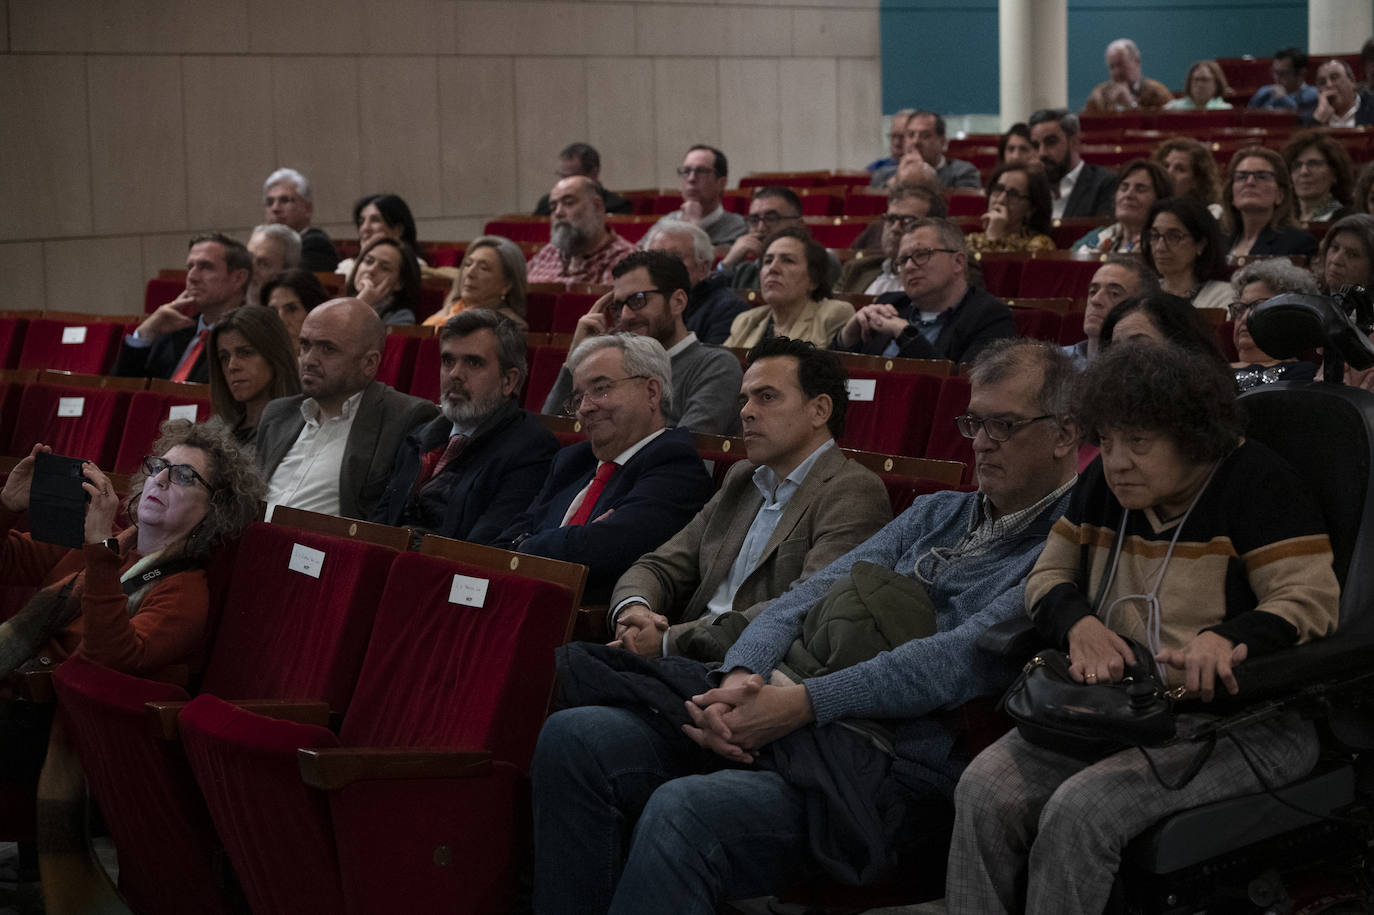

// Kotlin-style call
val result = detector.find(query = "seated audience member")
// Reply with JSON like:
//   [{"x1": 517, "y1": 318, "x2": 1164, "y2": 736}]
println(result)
[
  {"x1": 998, "y1": 122, "x2": 1042, "y2": 174},
  {"x1": 338, "y1": 193, "x2": 424, "y2": 275},
  {"x1": 371, "y1": 310, "x2": 558, "y2": 543},
  {"x1": 533, "y1": 143, "x2": 633, "y2": 217},
  {"x1": 246, "y1": 224, "x2": 301, "y2": 308},
  {"x1": 532, "y1": 339, "x2": 1081, "y2": 914},
  {"x1": 867, "y1": 108, "x2": 915, "y2": 187},
  {"x1": 905, "y1": 111, "x2": 982, "y2": 190},
  {"x1": 1249, "y1": 48, "x2": 1319, "y2": 117},
  {"x1": 1223, "y1": 147, "x2": 1319, "y2": 261},
  {"x1": 887, "y1": 152, "x2": 941, "y2": 194},
  {"x1": 966, "y1": 163, "x2": 1055, "y2": 253},
  {"x1": 1029, "y1": 108, "x2": 1118, "y2": 219},
  {"x1": 610, "y1": 337, "x2": 890, "y2": 656},
  {"x1": 256, "y1": 297, "x2": 439, "y2": 520},
  {"x1": 1152, "y1": 137, "x2": 1222, "y2": 216},
  {"x1": 1142, "y1": 197, "x2": 1232, "y2": 311},
  {"x1": 1318, "y1": 213, "x2": 1374, "y2": 294},
  {"x1": 1283, "y1": 130, "x2": 1354, "y2": 225},
  {"x1": 1355, "y1": 162, "x2": 1374, "y2": 216},
  {"x1": 1228, "y1": 258, "x2": 1320, "y2": 390},
  {"x1": 837, "y1": 218, "x2": 1013, "y2": 362},
  {"x1": 644, "y1": 222, "x2": 747, "y2": 345},
  {"x1": 498, "y1": 333, "x2": 713, "y2": 603},
  {"x1": 1307, "y1": 58, "x2": 1374, "y2": 127},
  {"x1": 1083, "y1": 38, "x2": 1174, "y2": 113},
  {"x1": 718, "y1": 186, "x2": 805, "y2": 289},
  {"x1": 263, "y1": 167, "x2": 338, "y2": 272},
  {"x1": 839, "y1": 184, "x2": 946, "y2": 294},
  {"x1": 1064, "y1": 255, "x2": 1160, "y2": 369},
  {"x1": 725, "y1": 228, "x2": 853, "y2": 350},
  {"x1": 545, "y1": 251, "x2": 743, "y2": 434},
  {"x1": 428, "y1": 235, "x2": 528, "y2": 330},
  {"x1": 261, "y1": 268, "x2": 329, "y2": 343},
  {"x1": 1072, "y1": 159, "x2": 1171, "y2": 253},
  {"x1": 0, "y1": 423, "x2": 265, "y2": 688},
  {"x1": 527, "y1": 175, "x2": 638, "y2": 285},
  {"x1": 651, "y1": 145, "x2": 748, "y2": 247},
  {"x1": 344, "y1": 236, "x2": 423, "y2": 326},
  {"x1": 1164, "y1": 59, "x2": 1232, "y2": 110},
  {"x1": 1364, "y1": 37, "x2": 1374, "y2": 90},
  {"x1": 947, "y1": 342, "x2": 1338, "y2": 915},
  {"x1": 207, "y1": 305, "x2": 302, "y2": 446},
  {"x1": 1100, "y1": 293, "x2": 1224, "y2": 360},
  {"x1": 115, "y1": 233, "x2": 250, "y2": 384}
]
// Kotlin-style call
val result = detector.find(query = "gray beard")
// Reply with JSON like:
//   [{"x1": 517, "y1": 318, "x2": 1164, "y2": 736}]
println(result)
[
  {"x1": 441, "y1": 389, "x2": 506, "y2": 426},
  {"x1": 551, "y1": 220, "x2": 589, "y2": 256}
]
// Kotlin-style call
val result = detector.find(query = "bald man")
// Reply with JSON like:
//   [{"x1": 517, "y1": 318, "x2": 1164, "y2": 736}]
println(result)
[{"x1": 255, "y1": 297, "x2": 439, "y2": 520}]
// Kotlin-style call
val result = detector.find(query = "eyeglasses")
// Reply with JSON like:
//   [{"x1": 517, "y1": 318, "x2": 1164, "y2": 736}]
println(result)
[
  {"x1": 955, "y1": 413, "x2": 1055, "y2": 442},
  {"x1": 1232, "y1": 169, "x2": 1277, "y2": 184},
  {"x1": 896, "y1": 248, "x2": 960, "y2": 269},
  {"x1": 676, "y1": 166, "x2": 718, "y2": 178},
  {"x1": 989, "y1": 183, "x2": 1029, "y2": 202},
  {"x1": 142, "y1": 456, "x2": 213, "y2": 491},
  {"x1": 1147, "y1": 228, "x2": 1191, "y2": 247},
  {"x1": 611, "y1": 290, "x2": 665, "y2": 312},
  {"x1": 882, "y1": 214, "x2": 922, "y2": 233},
  {"x1": 745, "y1": 210, "x2": 799, "y2": 228},
  {"x1": 1227, "y1": 298, "x2": 1268, "y2": 320},
  {"x1": 1293, "y1": 157, "x2": 1330, "y2": 173},
  {"x1": 563, "y1": 375, "x2": 649, "y2": 415}
]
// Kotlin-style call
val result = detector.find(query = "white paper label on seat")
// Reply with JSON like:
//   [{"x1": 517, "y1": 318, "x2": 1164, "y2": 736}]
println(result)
[
  {"x1": 61, "y1": 326, "x2": 87, "y2": 345},
  {"x1": 288, "y1": 543, "x2": 325, "y2": 579},
  {"x1": 56, "y1": 396, "x2": 85, "y2": 417},
  {"x1": 167, "y1": 404, "x2": 198, "y2": 422},
  {"x1": 846, "y1": 379, "x2": 876, "y2": 402},
  {"x1": 449, "y1": 574, "x2": 489, "y2": 608}
]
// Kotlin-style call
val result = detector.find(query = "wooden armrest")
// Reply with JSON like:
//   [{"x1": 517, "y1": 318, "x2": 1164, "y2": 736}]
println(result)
[
  {"x1": 298, "y1": 746, "x2": 492, "y2": 791},
  {"x1": 17, "y1": 668, "x2": 54, "y2": 704},
  {"x1": 573, "y1": 604, "x2": 609, "y2": 642},
  {"x1": 146, "y1": 699, "x2": 331, "y2": 742}
]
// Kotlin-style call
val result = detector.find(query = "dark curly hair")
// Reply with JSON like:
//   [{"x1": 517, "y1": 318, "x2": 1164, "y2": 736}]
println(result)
[
  {"x1": 745, "y1": 336, "x2": 849, "y2": 437},
  {"x1": 1077, "y1": 341, "x2": 1243, "y2": 463},
  {"x1": 1282, "y1": 130, "x2": 1355, "y2": 209},
  {"x1": 984, "y1": 161, "x2": 1053, "y2": 236}
]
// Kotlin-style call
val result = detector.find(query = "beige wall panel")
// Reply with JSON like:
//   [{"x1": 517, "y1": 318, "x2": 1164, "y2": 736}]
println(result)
[
  {"x1": 270, "y1": 57, "x2": 363, "y2": 226},
  {"x1": 837, "y1": 57, "x2": 883, "y2": 170},
  {"x1": 778, "y1": 59, "x2": 838, "y2": 172},
  {"x1": 0, "y1": 56, "x2": 92, "y2": 240},
  {"x1": 358, "y1": 57, "x2": 442, "y2": 218},
  {"x1": 141, "y1": 233, "x2": 195, "y2": 286},
  {"x1": 586, "y1": 58, "x2": 659, "y2": 192},
  {"x1": 0, "y1": 244, "x2": 46, "y2": 310},
  {"x1": 455, "y1": 2, "x2": 628, "y2": 57},
  {"x1": 80, "y1": 0, "x2": 250, "y2": 54},
  {"x1": 718, "y1": 58, "x2": 782, "y2": 181},
  {"x1": 653, "y1": 58, "x2": 721, "y2": 184},
  {"x1": 417, "y1": 217, "x2": 488, "y2": 243},
  {"x1": 88, "y1": 56, "x2": 188, "y2": 235},
  {"x1": 439, "y1": 57, "x2": 519, "y2": 217},
  {"x1": 9, "y1": 1, "x2": 87, "y2": 52},
  {"x1": 635, "y1": 6, "x2": 724, "y2": 57},
  {"x1": 514, "y1": 58, "x2": 588, "y2": 211},
  {"x1": 719, "y1": 7, "x2": 791, "y2": 57},
  {"x1": 184, "y1": 57, "x2": 276, "y2": 231},
  {"x1": 44, "y1": 236, "x2": 145, "y2": 315},
  {"x1": 361, "y1": 0, "x2": 446, "y2": 54},
  {"x1": 792, "y1": 8, "x2": 879, "y2": 57},
  {"x1": 248, "y1": 0, "x2": 364, "y2": 54},
  {"x1": 0, "y1": 3, "x2": 9, "y2": 51}
]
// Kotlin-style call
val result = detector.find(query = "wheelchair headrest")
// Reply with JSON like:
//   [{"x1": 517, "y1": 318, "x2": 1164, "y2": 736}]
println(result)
[{"x1": 1248, "y1": 289, "x2": 1374, "y2": 371}]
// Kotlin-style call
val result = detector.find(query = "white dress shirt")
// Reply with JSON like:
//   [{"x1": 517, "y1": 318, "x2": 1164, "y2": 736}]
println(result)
[{"x1": 266, "y1": 389, "x2": 365, "y2": 518}]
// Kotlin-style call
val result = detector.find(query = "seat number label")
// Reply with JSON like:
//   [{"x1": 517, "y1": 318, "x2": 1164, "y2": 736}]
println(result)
[{"x1": 449, "y1": 574, "x2": 489, "y2": 608}]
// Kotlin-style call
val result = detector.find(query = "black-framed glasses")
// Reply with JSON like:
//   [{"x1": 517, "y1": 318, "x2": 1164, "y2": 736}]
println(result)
[
  {"x1": 882, "y1": 213, "x2": 922, "y2": 233},
  {"x1": 745, "y1": 210, "x2": 798, "y2": 228},
  {"x1": 1147, "y1": 229, "x2": 1191, "y2": 247},
  {"x1": 989, "y1": 183, "x2": 1029, "y2": 202},
  {"x1": 142, "y1": 456, "x2": 214, "y2": 491},
  {"x1": 1293, "y1": 157, "x2": 1330, "y2": 173},
  {"x1": 563, "y1": 375, "x2": 649, "y2": 415},
  {"x1": 1232, "y1": 169, "x2": 1277, "y2": 184},
  {"x1": 896, "y1": 248, "x2": 960, "y2": 269},
  {"x1": 676, "y1": 166, "x2": 718, "y2": 178},
  {"x1": 955, "y1": 413, "x2": 1055, "y2": 442},
  {"x1": 1227, "y1": 298, "x2": 1268, "y2": 320},
  {"x1": 612, "y1": 290, "x2": 665, "y2": 312}
]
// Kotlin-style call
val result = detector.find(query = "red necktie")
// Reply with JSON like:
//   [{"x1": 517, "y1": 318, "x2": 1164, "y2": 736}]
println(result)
[
  {"x1": 415, "y1": 434, "x2": 468, "y2": 495},
  {"x1": 567, "y1": 461, "x2": 618, "y2": 526},
  {"x1": 170, "y1": 329, "x2": 206, "y2": 383}
]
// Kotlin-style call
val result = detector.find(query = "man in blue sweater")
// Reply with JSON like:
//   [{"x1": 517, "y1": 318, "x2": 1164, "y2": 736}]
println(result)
[{"x1": 531, "y1": 339, "x2": 1083, "y2": 915}]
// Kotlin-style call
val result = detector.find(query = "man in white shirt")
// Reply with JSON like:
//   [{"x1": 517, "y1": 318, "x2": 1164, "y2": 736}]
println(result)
[
  {"x1": 609, "y1": 337, "x2": 891, "y2": 656},
  {"x1": 651, "y1": 145, "x2": 749, "y2": 250},
  {"x1": 1309, "y1": 59, "x2": 1374, "y2": 127},
  {"x1": 254, "y1": 297, "x2": 438, "y2": 520}
]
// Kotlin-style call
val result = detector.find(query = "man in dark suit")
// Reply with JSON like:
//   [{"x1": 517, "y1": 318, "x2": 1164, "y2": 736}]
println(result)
[
  {"x1": 833, "y1": 217, "x2": 1015, "y2": 365},
  {"x1": 497, "y1": 333, "x2": 714, "y2": 603},
  {"x1": 256, "y1": 297, "x2": 438, "y2": 521},
  {"x1": 371, "y1": 309, "x2": 559, "y2": 544},
  {"x1": 113, "y1": 233, "x2": 250, "y2": 383},
  {"x1": 1029, "y1": 108, "x2": 1118, "y2": 219},
  {"x1": 609, "y1": 337, "x2": 891, "y2": 656},
  {"x1": 1307, "y1": 58, "x2": 1374, "y2": 127},
  {"x1": 263, "y1": 167, "x2": 339, "y2": 272}
]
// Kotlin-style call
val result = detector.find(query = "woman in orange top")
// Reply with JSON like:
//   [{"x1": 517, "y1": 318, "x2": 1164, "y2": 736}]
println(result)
[{"x1": 428, "y1": 235, "x2": 529, "y2": 331}]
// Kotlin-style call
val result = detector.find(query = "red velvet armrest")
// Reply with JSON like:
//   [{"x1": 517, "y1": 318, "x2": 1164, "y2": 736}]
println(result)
[
  {"x1": 297, "y1": 746, "x2": 492, "y2": 791},
  {"x1": 146, "y1": 699, "x2": 331, "y2": 742}
]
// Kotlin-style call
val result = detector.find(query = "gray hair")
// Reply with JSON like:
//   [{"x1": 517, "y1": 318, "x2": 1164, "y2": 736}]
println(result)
[
  {"x1": 263, "y1": 167, "x2": 312, "y2": 202},
  {"x1": 439, "y1": 308, "x2": 529, "y2": 390},
  {"x1": 250, "y1": 223, "x2": 302, "y2": 269},
  {"x1": 1231, "y1": 258, "x2": 1321, "y2": 296},
  {"x1": 464, "y1": 235, "x2": 529, "y2": 317},
  {"x1": 642, "y1": 222, "x2": 713, "y2": 266},
  {"x1": 567, "y1": 333, "x2": 674, "y2": 416},
  {"x1": 969, "y1": 339, "x2": 1077, "y2": 418},
  {"x1": 1028, "y1": 107, "x2": 1080, "y2": 138},
  {"x1": 1108, "y1": 38, "x2": 1141, "y2": 61}
]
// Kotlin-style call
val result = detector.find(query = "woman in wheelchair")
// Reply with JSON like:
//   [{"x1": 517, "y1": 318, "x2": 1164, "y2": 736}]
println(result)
[{"x1": 945, "y1": 342, "x2": 1340, "y2": 914}]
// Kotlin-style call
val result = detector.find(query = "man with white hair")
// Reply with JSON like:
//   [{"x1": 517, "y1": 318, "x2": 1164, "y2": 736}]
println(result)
[
  {"x1": 527, "y1": 175, "x2": 637, "y2": 285},
  {"x1": 1082, "y1": 39, "x2": 1173, "y2": 113},
  {"x1": 644, "y1": 222, "x2": 747, "y2": 344},
  {"x1": 263, "y1": 167, "x2": 339, "y2": 272},
  {"x1": 246, "y1": 224, "x2": 301, "y2": 307}
]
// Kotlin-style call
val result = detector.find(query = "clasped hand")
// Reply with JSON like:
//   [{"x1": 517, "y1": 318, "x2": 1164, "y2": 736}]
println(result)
[{"x1": 681, "y1": 670, "x2": 814, "y2": 763}]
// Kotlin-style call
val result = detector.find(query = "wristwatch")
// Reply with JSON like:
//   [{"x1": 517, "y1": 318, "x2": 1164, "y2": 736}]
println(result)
[{"x1": 100, "y1": 537, "x2": 120, "y2": 555}]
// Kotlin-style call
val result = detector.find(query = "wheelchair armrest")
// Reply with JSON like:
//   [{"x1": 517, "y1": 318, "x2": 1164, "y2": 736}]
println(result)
[
  {"x1": 1224, "y1": 636, "x2": 1374, "y2": 707},
  {"x1": 976, "y1": 616, "x2": 1041, "y2": 660}
]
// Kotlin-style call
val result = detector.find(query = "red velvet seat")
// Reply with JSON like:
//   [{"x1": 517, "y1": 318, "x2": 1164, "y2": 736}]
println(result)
[
  {"x1": 7, "y1": 382, "x2": 132, "y2": 465},
  {"x1": 838, "y1": 371, "x2": 944, "y2": 457},
  {"x1": 376, "y1": 333, "x2": 419, "y2": 392},
  {"x1": 944, "y1": 193, "x2": 986, "y2": 217},
  {"x1": 0, "y1": 318, "x2": 28, "y2": 370},
  {"x1": 143, "y1": 277, "x2": 183, "y2": 314},
  {"x1": 551, "y1": 292, "x2": 603, "y2": 334},
  {"x1": 970, "y1": 252, "x2": 1029, "y2": 298},
  {"x1": 524, "y1": 345, "x2": 569, "y2": 412},
  {"x1": 17, "y1": 319, "x2": 124, "y2": 374},
  {"x1": 525, "y1": 292, "x2": 557, "y2": 333},
  {"x1": 924, "y1": 376, "x2": 974, "y2": 482},
  {"x1": 113, "y1": 388, "x2": 213, "y2": 474},
  {"x1": 410, "y1": 335, "x2": 441, "y2": 403},
  {"x1": 179, "y1": 547, "x2": 584, "y2": 915},
  {"x1": 1018, "y1": 253, "x2": 1103, "y2": 298},
  {"x1": 805, "y1": 218, "x2": 867, "y2": 249},
  {"x1": 482, "y1": 217, "x2": 549, "y2": 243},
  {"x1": 1011, "y1": 307, "x2": 1061, "y2": 342}
]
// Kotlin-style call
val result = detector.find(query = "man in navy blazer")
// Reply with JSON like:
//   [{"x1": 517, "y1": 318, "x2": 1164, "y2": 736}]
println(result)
[
  {"x1": 498, "y1": 333, "x2": 714, "y2": 604},
  {"x1": 371, "y1": 309, "x2": 559, "y2": 544}
]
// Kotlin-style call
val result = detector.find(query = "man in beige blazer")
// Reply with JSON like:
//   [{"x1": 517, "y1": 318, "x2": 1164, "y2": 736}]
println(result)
[{"x1": 609, "y1": 337, "x2": 892, "y2": 656}]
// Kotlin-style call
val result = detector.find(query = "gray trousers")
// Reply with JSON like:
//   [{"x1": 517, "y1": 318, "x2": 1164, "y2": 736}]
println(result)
[{"x1": 944, "y1": 711, "x2": 1319, "y2": 914}]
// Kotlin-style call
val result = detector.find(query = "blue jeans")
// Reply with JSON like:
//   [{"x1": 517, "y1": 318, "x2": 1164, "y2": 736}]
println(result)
[{"x1": 531, "y1": 705, "x2": 813, "y2": 915}]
